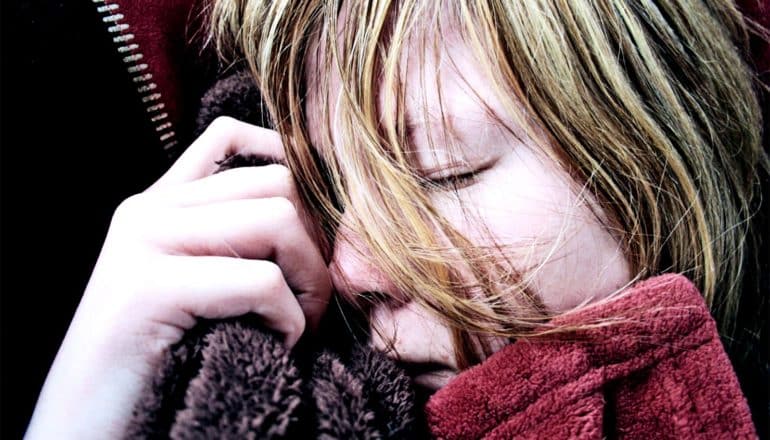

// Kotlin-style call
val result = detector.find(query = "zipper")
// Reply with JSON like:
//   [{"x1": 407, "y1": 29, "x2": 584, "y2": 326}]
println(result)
[{"x1": 92, "y1": 0, "x2": 180, "y2": 157}]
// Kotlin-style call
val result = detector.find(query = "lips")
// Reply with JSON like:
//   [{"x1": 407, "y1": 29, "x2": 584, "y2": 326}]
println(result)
[
  {"x1": 413, "y1": 369, "x2": 457, "y2": 390},
  {"x1": 397, "y1": 362, "x2": 457, "y2": 412},
  {"x1": 398, "y1": 361, "x2": 458, "y2": 392}
]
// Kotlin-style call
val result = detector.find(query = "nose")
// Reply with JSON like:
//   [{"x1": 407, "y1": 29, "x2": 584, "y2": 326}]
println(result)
[
  {"x1": 328, "y1": 220, "x2": 399, "y2": 302},
  {"x1": 329, "y1": 220, "x2": 458, "y2": 371}
]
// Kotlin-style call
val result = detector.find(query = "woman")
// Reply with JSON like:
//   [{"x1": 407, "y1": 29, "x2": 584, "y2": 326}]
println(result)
[{"x1": 27, "y1": 0, "x2": 767, "y2": 437}]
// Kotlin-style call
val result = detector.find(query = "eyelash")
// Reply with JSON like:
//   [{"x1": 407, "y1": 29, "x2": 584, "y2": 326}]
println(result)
[{"x1": 423, "y1": 168, "x2": 484, "y2": 191}]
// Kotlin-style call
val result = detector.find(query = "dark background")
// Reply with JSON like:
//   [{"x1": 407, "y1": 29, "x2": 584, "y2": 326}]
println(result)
[{"x1": 1, "y1": 1, "x2": 170, "y2": 437}]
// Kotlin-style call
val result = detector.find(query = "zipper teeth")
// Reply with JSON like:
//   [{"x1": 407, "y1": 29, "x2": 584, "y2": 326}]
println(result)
[{"x1": 92, "y1": 0, "x2": 179, "y2": 156}]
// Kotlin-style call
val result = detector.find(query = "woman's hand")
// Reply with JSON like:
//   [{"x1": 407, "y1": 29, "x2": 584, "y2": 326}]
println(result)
[{"x1": 25, "y1": 117, "x2": 332, "y2": 439}]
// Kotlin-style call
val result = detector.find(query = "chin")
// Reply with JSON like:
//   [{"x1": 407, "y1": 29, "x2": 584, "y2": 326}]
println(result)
[{"x1": 411, "y1": 369, "x2": 457, "y2": 409}]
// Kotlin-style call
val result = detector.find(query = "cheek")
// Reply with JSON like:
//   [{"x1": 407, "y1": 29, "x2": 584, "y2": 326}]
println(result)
[
  {"x1": 435, "y1": 148, "x2": 574, "y2": 248},
  {"x1": 434, "y1": 149, "x2": 631, "y2": 313},
  {"x1": 369, "y1": 302, "x2": 458, "y2": 367}
]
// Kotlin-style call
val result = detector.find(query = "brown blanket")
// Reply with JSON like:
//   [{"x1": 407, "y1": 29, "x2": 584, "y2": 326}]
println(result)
[
  {"x1": 123, "y1": 72, "x2": 420, "y2": 438},
  {"x1": 124, "y1": 314, "x2": 419, "y2": 439}
]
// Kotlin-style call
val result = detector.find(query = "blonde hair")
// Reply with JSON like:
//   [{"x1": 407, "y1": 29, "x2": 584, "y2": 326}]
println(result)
[{"x1": 207, "y1": 0, "x2": 767, "y2": 365}]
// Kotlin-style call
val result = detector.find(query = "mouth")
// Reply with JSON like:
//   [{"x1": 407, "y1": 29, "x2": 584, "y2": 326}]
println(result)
[
  {"x1": 397, "y1": 361, "x2": 458, "y2": 395},
  {"x1": 411, "y1": 369, "x2": 456, "y2": 391}
]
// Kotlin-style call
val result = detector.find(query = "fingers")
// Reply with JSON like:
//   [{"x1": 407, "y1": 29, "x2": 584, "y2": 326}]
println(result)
[
  {"x1": 143, "y1": 165, "x2": 300, "y2": 209},
  {"x1": 148, "y1": 116, "x2": 285, "y2": 191},
  {"x1": 128, "y1": 117, "x2": 332, "y2": 341},
  {"x1": 151, "y1": 256, "x2": 308, "y2": 347},
  {"x1": 157, "y1": 197, "x2": 329, "y2": 288},
  {"x1": 136, "y1": 196, "x2": 331, "y2": 332}
]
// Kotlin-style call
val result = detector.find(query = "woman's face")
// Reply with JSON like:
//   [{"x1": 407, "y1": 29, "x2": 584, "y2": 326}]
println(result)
[{"x1": 305, "y1": 25, "x2": 631, "y2": 391}]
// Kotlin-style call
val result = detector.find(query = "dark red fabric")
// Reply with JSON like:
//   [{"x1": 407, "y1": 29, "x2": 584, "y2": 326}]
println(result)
[
  {"x1": 105, "y1": 0, "x2": 200, "y2": 138},
  {"x1": 425, "y1": 274, "x2": 756, "y2": 439},
  {"x1": 738, "y1": 0, "x2": 770, "y2": 74}
]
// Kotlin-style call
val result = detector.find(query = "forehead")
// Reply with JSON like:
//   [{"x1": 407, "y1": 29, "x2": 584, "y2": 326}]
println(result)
[
  {"x1": 303, "y1": 11, "x2": 515, "y2": 154},
  {"x1": 402, "y1": 37, "x2": 511, "y2": 149}
]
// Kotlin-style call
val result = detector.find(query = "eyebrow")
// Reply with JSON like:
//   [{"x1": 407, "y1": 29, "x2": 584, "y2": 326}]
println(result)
[{"x1": 405, "y1": 111, "x2": 507, "y2": 147}]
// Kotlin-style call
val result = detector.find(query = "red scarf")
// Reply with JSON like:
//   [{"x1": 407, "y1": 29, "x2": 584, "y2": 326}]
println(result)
[{"x1": 425, "y1": 274, "x2": 755, "y2": 439}]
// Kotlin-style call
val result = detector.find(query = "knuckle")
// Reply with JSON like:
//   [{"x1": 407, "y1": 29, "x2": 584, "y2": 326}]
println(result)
[
  {"x1": 115, "y1": 193, "x2": 141, "y2": 212},
  {"x1": 110, "y1": 194, "x2": 163, "y2": 240},
  {"x1": 112, "y1": 194, "x2": 144, "y2": 225},
  {"x1": 269, "y1": 197, "x2": 299, "y2": 224},
  {"x1": 293, "y1": 313, "x2": 307, "y2": 337},
  {"x1": 267, "y1": 163, "x2": 292, "y2": 184},
  {"x1": 266, "y1": 164, "x2": 295, "y2": 194},
  {"x1": 259, "y1": 261, "x2": 287, "y2": 297},
  {"x1": 232, "y1": 163, "x2": 293, "y2": 192},
  {"x1": 207, "y1": 115, "x2": 238, "y2": 133}
]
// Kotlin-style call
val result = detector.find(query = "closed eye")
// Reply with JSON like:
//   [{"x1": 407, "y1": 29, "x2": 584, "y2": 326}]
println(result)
[
  {"x1": 425, "y1": 169, "x2": 482, "y2": 190},
  {"x1": 422, "y1": 158, "x2": 497, "y2": 191}
]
